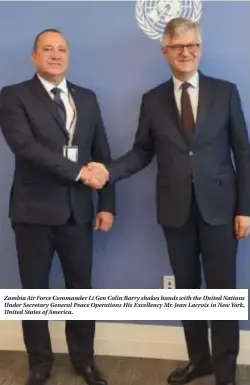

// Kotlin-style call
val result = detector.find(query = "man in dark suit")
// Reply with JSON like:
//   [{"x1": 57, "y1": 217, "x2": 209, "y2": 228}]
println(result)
[
  {"x1": 86, "y1": 18, "x2": 250, "y2": 385},
  {"x1": 0, "y1": 29, "x2": 115, "y2": 385}
]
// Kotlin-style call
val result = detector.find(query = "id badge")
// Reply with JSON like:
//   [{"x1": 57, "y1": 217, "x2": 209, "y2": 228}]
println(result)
[{"x1": 63, "y1": 145, "x2": 78, "y2": 162}]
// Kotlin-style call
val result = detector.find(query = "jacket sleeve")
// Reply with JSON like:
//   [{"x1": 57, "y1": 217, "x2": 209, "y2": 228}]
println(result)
[
  {"x1": 229, "y1": 84, "x2": 250, "y2": 215},
  {"x1": 107, "y1": 94, "x2": 155, "y2": 182},
  {"x1": 91, "y1": 93, "x2": 115, "y2": 214}
]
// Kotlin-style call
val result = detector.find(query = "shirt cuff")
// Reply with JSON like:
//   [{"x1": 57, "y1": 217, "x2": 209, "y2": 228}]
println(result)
[{"x1": 76, "y1": 171, "x2": 81, "y2": 181}]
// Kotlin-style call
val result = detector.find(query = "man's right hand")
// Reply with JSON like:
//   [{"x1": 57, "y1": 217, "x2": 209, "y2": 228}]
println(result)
[{"x1": 80, "y1": 162, "x2": 109, "y2": 189}]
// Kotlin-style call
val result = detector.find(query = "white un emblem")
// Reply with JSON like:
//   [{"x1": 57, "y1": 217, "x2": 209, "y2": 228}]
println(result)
[{"x1": 135, "y1": 0, "x2": 202, "y2": 40}]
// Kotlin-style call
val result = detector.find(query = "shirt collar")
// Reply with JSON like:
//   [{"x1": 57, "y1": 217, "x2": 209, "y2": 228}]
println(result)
[
  {"x1": 172, "y1": 71, "x2": 199, "y2": 91},
  {"x1": 36, "y1": 74, "x2": 68, "y2": 94}
]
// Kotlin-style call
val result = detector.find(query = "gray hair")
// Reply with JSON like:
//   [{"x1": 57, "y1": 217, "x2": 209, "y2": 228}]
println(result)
[{"x1": 161, "y1": 17, "x2": 202, "y2": 49}]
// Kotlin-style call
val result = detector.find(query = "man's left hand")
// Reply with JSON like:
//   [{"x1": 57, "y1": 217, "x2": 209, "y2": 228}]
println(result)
[
  {"x1": 235, "y1": 216, "x2": 250, "y2": 239},
  {"x1": 95, "y1": 212, "x2": 114, "y2": 232}
]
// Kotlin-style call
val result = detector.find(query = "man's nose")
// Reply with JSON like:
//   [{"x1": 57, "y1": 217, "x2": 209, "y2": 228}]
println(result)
[
  {"x1": 181, "y1": 47, "x2": 190, "y2": 56},
  {"x1": 50, "y1": 49, "x2": 61, "y2": 59}
]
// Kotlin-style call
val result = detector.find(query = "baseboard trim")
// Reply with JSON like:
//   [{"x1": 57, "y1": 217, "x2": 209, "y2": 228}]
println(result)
[{"x1": 0, "y1": 321, "x2": 249, "y2": 365}]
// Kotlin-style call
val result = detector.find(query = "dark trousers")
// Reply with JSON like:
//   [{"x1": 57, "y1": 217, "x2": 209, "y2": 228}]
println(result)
[
  {"x1": 163, "y1": 189, "x2": 239, "y2": 384},
  {"x1": 12, "y1": 218, "x2": 94, "y2": 370}
]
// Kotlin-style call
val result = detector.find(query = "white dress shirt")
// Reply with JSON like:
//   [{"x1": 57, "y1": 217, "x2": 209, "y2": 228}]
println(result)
[
  {"x1": 37, "y1": 74, "x2": 75, "y2": 134},
  {"x1": 172, "y1": 71, "x2": 199, "y2": 122}
]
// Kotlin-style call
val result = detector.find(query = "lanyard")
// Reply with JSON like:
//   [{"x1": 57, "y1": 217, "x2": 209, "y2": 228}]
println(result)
[{"x1": 67, "y1": 91, "x2": 77, "y2": 146}]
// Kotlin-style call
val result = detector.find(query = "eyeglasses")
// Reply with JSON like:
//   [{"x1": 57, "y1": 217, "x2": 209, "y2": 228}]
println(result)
[{"x1": 166, "y1": 43, "x2": 200, "y2": 54}]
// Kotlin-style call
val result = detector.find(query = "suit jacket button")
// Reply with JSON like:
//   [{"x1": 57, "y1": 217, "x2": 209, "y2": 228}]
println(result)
[{"x1": 189, "y1": 151, "x2": 194, "y2": 156}]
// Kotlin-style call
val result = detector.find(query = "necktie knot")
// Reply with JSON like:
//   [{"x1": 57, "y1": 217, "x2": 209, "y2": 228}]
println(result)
[
  {"x1": 181, "y1": 82, "x2": 191, "y2": 92},
  {"x1": 51, "y1": 87, "x2": 62, "y2": 99}
]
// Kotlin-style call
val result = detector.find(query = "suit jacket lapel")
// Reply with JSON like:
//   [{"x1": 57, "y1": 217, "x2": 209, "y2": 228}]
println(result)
[
  {"x1": 161, "y1": 80, "x2": 190, "y2": 148},
  {"x1": 193, "y1": 74, "x2": 213, "y2": 141},
  {"x1": 163, "y1": 73, "x2": 213, "y2": 146},
  {"x1": 29, "y1": 75, "x2": 69, "y2": 139},
  {"x1": 67, "y1": 82, "x2": 81, "y2": 144}
]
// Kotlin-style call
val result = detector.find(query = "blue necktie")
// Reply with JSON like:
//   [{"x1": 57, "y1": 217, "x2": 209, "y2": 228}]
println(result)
[{"x1": 51, "y1": 87, "x2": 67, "y2": 127}]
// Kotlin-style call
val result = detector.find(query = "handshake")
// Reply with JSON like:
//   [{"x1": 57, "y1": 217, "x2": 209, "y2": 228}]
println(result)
[{"x1": 79, "y1": 162, "x2": 109, "y2": 189}]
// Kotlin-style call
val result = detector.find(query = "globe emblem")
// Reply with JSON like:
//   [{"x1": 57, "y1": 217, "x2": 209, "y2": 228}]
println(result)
[{"x1": 135, "y1": 0, "x2": 202, "y2": 40}]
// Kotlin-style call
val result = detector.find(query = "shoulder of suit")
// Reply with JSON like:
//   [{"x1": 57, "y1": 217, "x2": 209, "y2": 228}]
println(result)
[
  {"x1": 200, "y1": 74, "x2": 236, "y2": 90},
  {"x1": 142, "y1": 75, "x2": 237, "y2": 100},
  {"x1": 0, "y1": 79, "x2": 31, "y2": 94},
  {"x1": 67, "y1": 82, "x2": 97, "y2": 98},
  {"x1": 1, "y1": 80, "x2": 98, "y2": 99},
  {"x1": 142, "y1": 81, "x2": 170, "y2": 100}
]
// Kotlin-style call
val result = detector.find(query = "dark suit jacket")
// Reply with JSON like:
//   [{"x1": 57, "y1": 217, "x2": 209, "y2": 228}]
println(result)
[
  {"x1": 0, "y1": 75, "x2": 115, "y2": 225},
  {"x1": 108, "y1": 73, "x2": 250, "y2": 227}
]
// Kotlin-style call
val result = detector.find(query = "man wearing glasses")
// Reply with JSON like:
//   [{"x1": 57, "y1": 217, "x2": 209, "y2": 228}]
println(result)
[{"x1": 85, "y1": 17, "x2": 250, "y2": 385}]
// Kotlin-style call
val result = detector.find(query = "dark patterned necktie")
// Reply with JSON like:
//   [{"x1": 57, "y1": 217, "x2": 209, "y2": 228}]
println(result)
[
  {"x1": 181, "y1": 82, "x2": 194, "y2": 139},
  {"x1": 51, "y1": 87, "x2": 67, "y2": 126}
]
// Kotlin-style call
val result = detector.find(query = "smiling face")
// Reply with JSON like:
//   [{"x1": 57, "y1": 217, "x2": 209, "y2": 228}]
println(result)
[
  {"x1": 31, "y1": 30, "x2": 69, "y2": 84},
  {"x1": 162, "y1": 26, "x2": 201, "y2": 81}
]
